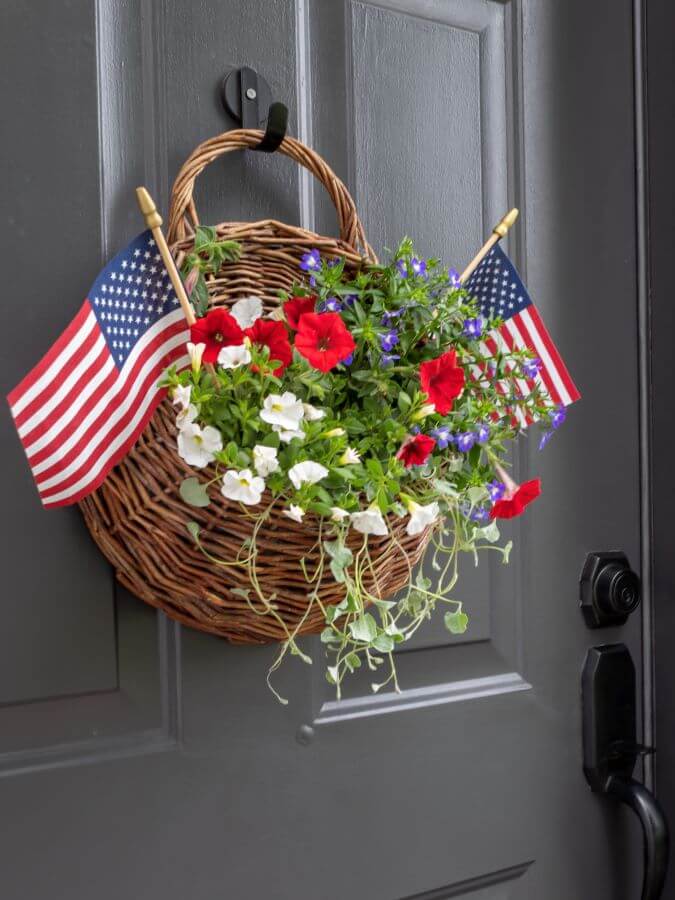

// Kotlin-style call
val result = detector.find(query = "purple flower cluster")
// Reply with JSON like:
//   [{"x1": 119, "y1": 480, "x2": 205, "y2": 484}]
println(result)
[
  {"x1": 395, "y1": 257, "x2": 427, "y2": 278},
  {"x1": 539, "y1": 405, "x2": 567, "y2": 450},
  {"x1": 522, "y1": 356, "x2": 542, "y2": 379},
  {"x1": 429, "y1": 422, "x2": 491, "y2": 452},
  {"x1": 318, "y1": 297, "x2": 343, "y2": 313},
  {"x1": 380, "y1": 329, "x2": 399, "y2": 352},
  {"x1": 463, "y1": 317, "x2": 485, "y2": 340},
  {"x1": 300, "y1": 248, "x2": 321, "y2": 272},
  {"x1": 448, "y1": 268, "x2": 461, "y2": 288}
]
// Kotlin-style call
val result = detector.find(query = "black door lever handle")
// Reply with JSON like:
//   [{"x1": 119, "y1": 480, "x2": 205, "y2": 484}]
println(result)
[
  {"x1": 582, "y1": 644, "x2": 670, "y2": 899},
  {"x1": 606, "y1": 775, "x2": 669, "y2": 899}
]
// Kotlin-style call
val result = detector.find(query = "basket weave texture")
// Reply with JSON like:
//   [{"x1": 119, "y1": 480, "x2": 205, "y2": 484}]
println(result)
[{"x1": 79, "y1": 130, "x2": 432, "y2": 644}]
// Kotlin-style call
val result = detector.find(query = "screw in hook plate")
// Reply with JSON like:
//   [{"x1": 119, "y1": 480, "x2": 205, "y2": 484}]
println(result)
[{"x1": 245, "y1": 87, "x2": 257, "y2": 100}]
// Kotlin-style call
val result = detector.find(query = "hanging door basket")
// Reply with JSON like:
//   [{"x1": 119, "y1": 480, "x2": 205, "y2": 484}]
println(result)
[{"x1": 79, "y1": 131, "x2": 432, "y2": 644}]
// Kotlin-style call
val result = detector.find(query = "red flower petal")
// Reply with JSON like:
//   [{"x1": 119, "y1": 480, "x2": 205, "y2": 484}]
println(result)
[
  {"x1": 244, "y1": 318, "x2": 293, "y2": 376},
  {"x1": 490, "y1": 478, "x2": 542, "y2": 520},
  {"x1": 419, "y1": 350, "x2": 465, "y2": 415},
  {"x1": 284, "y1": 296, "x2": 316, "y2": 330},
  {"x1": 294, "y1": 312, "x2": 356, "y2": 373},
  {"x1": 190, "y1": 308, "x2": 244, "y2": 364},
  {"x1": 396, "y1": 434, "x2": 436, "y2": 468}
]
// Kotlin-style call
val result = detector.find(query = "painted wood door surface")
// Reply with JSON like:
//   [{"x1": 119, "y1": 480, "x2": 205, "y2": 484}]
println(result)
[{"x1": 0, "y1": 1, "x2": 648, "y2": 897}]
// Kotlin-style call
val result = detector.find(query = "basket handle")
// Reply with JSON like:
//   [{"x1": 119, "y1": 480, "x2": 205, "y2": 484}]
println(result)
[{"x1": 167, "y1": 129, "x2": 375, "y2": 260}]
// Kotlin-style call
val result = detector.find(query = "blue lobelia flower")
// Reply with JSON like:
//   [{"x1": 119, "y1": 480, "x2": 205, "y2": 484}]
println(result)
[
  {"x1": 309, "y1": 276, "x2": 317, "y2": 288},
  {"x1": 300, "y1": 248, "x2": 321, "y2": 272},
  {"x1": 456, "y1": 431, "x2": 477, "y2": 453},
  {"x1": 410, "y1": 425, "x2": 421, "y2": 435},
  {"x1": 326, "y1": 257, "x2": 341, "y2": 268},
  {"x1": 463, "y1": 317, "x2": 485, "y2": 340},
  {"x1": 320, "y1": 296, "x2": 342, "y2": 313},
  {"x1": 448, "y1": 267, "x2": 461, "y2": 288},
  {"x1": 539, "y1": 405, "x2": 567, "y2": 450},
  {"x1": 344, "y1": 294, "x2": 357, "y2": 307},
  {"x1": 379, "y1": 329, "x2": 399, "y2": 352},
  {"x1": 431, "y1": 425, "x2": 453, "y2": 450},
  {"x1": 410, "y1": 257, "x2": 427, "y2": 277},
  {"x1": 380, "y1": 352, "x2": 401, "y2": 367},
  {"x1": 470, "y1": 506, "x2": 490, "y2": 523},
  {"x1": 341, "y1": 353, "x2": 354, "y2": 366},
  {"x1": 522, "y1": 356, "x2": 542, "y2": 379},
  {"x1": 487, "y1": 480, "x2": 506, "y2": 502},
  {"x1": 382, "y1": 308, "x2": 405, "y2": 327},
  {"x1": 396, "y1": 259, "x2": 408, "y2": 277},
  {"x1": 475, "y1": 424, "x2": 490, "y2": 444}
]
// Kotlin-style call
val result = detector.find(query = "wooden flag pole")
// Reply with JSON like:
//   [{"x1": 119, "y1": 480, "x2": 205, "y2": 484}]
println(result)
[
  {"x1": 135, "y1": 186, "x2": 196, "y2": 326},
  {"x1": 459, "y1": 208, "x2": 519, "y2": 285}
]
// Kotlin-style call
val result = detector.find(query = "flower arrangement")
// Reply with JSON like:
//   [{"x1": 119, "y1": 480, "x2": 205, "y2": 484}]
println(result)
[{"x1": 162, "y1": 234, "x2": 564, "y2": 701}]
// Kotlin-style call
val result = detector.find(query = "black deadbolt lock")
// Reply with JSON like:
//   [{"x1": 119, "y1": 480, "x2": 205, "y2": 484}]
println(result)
[{"x1": 580, "y1": 551, "x2": 640, "y2": 628}]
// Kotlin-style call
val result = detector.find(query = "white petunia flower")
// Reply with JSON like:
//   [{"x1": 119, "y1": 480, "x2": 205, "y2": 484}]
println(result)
[
  {"x1": 253, "y1": 444, "x2": 280, "y2": 476},
  {"x1": 406, "y1": 500, "x2": 440, "y2": 536},
  {"x1": 288, "y1": 460, "x2": 329, "y2": 490},
  {"x1": 187, "y1": 341, "x2": 206, "y2": 374},
  {"x1": 176, "y1": 403, "x2": 199, "y2": 430},
  {"x1": 283, "y1": 504, "x2": 305, "y2": 524},
  {"x1": 230, "y1": 296, "x2": 263, "y2": 329},
  {"x1": 351, "y1": 507, "x2": 388, "y2": 536},
  {"x1": 302, "y1": 403, "x2": 326, "y2": 421},
  {"x1": 340, "y1": 447, "x2": 361, "y2": 465},
  {"x1": 273, "y1": 425, "x2": 305, "y2": 443},
  {"x1": 260, "y1": 392, "x2": 304, "y2": 431},
  {"x1": 177, "y1": 422, "x2": 222, "y2": 468},
  {"x1": 220, "y1": 469, "x2": 265, "y2": 505},
  {"x1": 330, "y1": 507, "x2": 350, "y2": 522},
  {"x1": 171, "y1": 384, "x2": 192, "y2": 409},
  {"x1": 218, "y1": 343, "x2": 252, "y2": 369}
]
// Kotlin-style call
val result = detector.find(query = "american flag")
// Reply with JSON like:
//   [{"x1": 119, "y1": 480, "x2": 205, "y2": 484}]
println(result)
[
  {"x1": 8, "y1": 230, "x2": 189, "y2": 508},
  {"x1": 464, "y1": 243, "x2": 580, "y2": 423}
]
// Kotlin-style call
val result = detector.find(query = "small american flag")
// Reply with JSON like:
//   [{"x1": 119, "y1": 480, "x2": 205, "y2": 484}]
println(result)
[
  {"x1": 8, "y1": 230, "x2": 189, "y2": 508},
  {"x1": 464, "y1": 243, "x2": 580, "y2": 422}
]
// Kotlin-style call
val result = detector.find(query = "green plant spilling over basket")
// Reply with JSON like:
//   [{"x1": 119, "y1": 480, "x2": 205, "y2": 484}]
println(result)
[{"x1": 79, "y1": 132, "x2": 569, "y2": 703}]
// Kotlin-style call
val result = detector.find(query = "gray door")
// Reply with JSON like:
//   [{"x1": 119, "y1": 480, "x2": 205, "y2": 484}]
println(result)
[{"x1": 0, "y1": 1, "x2": 650, "y2": 898}]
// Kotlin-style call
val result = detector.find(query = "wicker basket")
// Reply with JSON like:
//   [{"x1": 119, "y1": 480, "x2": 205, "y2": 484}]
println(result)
[{"x1": 79, "y1": 130, "x2": 432, "y2": 645}]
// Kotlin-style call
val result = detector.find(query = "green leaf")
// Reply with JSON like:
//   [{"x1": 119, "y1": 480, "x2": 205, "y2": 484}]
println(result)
[
  {"x1": 180, "y1": 477, "x2": 211, "y2": 508},
  {"x1": 326, "y1": 665, "x2": 339, "y2": 685},
  {"x1": 373, "y1": 633, "x2": 395, "y2": 653},
  {"x1": 344, "y1": 652, "x2": 362, "y2": 671},
  {"x1": 349, "y1": 613, "x2": 378, "y2": 643},
  {"x1": 467, "y1": 485, "x2": 488, "y2": 505},
  {"x1": 474, "y1": 520, "x2": 500, "y2": 543},
  {"x1": 186, "y1": 521, "x2": 201, "y2": 541},
  {"x1": 324, "y1": 539, "x2": 354, "y2": 584},
  {"x1": 444, "y1": 610, "x2": 469, "y2": 634}
]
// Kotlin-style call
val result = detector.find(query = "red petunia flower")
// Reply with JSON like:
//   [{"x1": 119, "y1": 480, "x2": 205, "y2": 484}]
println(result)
[
  {"x1": 396, "y1": 433, "x2": 436, "y2": 468},
  {"x1": 294, "y1": 312, "x2": 356, "y2": 372},
  {"x1": 190, "y1": 308, "x2": 244, "y2": 364},
  {"x1": 419, "y1": 350, "x2": 465, "y2": 415},
  {"x1": 284, "y1": 296, "x2": 316, "y2": 330},
  {"x1": 490, "y1": 478, "x2": 541, "y2": 520},
  {"x1": 244, "y1": 318, "x2": 293, "y2": 376}
]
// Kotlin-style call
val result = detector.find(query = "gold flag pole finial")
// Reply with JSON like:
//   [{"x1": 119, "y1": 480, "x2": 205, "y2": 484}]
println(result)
[
  {"x1": 459, "y1": 207, "x2": 519, "y2": 284},
  {"x1": 134, "y1": 186, "x2": 195, "y2": 327}
]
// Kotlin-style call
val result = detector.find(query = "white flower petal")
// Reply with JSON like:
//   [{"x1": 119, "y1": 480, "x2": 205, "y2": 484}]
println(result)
[
  {"x1": 260, "y1": 392, "x2": 305, "y2": 431},
  {"x1": 283, "y1": 504, "x2": 305, "y2": 523},
  {"x1": 351, "y1": 507, "x2": 388, "y2": 536},
  {"x1": 288, "y1": 461, "x2": 329, "y2": 491},
  {"x1": 339, "y1": 447, "x2": 361, "y2": 465},
  {"x1": 176, "y1": 403, "x2": 199, "y2": 429},
  {"x1": 218, "y1": 343, "x2": 252, "y2": 369},
  {"x1": 406, "y1": 501, "x2": 440, "y2": 536},
  {"x1": 171, "y1": 384, "x2": 192, "y2": 409},
  {"x1": 330, "y1": 507, "x2": 350, "y2": 522},
  {"x1": 302, "y1": 403, "x2": 326, "y2": 421},
  {"x1": 253, "y1": 444, "x2": 280, "y2": 476},
  {"x1": 230, "y1": 296, "x2": 263, "y2": 329},
  {"x1": 221, "y1": 469, "x2": 265, "y2": 505},
  {"x1": 177, "y1": 422, "x2": 222, "y2": 468},
  {"x1": 187, "y1": 341, "x2": 206, "y2": 373}
]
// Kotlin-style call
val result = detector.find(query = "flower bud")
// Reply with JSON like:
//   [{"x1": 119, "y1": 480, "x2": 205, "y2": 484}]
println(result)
[
  {"x1": 322, "y1": 427, "x2": 346, "y2": 438},
  {"x1": 187, "y1": 341, "x2": 206, "y2": 374},
  {"x1": 412, "y1": 403, "x2": 436, "y2": 421}
]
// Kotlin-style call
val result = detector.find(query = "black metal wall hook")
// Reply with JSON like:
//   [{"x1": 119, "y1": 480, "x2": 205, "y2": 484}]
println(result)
[{"x1": 221, "y1": 66, "x2": 288, "y2": 153}]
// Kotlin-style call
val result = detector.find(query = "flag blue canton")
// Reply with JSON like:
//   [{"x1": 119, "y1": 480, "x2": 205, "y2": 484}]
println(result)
[
  {"x1": 464, "y1": 244, "x2": 530, "y2": 321},
  {"x1": 89, "y1": 230, "x2": 181, "y2": 367}
]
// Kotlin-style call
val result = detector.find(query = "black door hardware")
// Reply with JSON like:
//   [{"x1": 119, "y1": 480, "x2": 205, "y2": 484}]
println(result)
[
  {"x1": 582, "y1": 644, "x2": 669, "y2": 899},
  {"x1": 580, "y1": 551, "x2": 641, "y2": 628},
  {"x1": 221, "y1": 66, "x2": 288, "y2": 152}
]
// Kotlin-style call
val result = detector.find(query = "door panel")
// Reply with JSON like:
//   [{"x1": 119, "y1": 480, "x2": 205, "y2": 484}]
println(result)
[{"x1": 0, "y1": 1, "x2": 647, "y2": 898}]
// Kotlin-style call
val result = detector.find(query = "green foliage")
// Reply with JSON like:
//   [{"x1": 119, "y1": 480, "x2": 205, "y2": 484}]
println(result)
[{"x1": 180, "y1": 226, "x2": 242, "y2": 316}]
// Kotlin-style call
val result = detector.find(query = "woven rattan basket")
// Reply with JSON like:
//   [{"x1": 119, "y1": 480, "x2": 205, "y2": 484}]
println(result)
[{"x1": 79, "y1": 130, "x2": 432, "y2": 645}]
